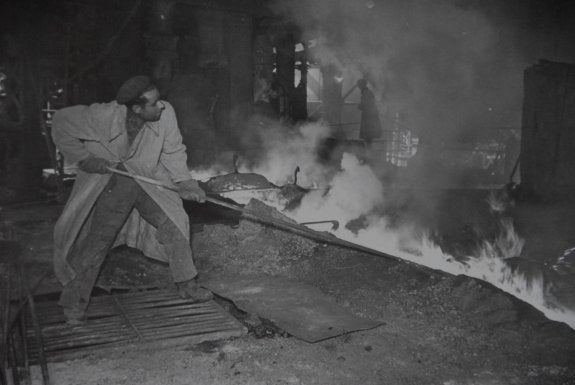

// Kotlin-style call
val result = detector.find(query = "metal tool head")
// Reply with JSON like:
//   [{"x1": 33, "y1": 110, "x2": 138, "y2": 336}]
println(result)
[
  {"x1": 293, "y1": 166, "x2": 300, "y2": 185},
  {"x1": 300, "y1": 220, "x2": 339, "y2": 231},
  {"x1": 233, "y1": 153, "x2": 239, "y2": 174}
]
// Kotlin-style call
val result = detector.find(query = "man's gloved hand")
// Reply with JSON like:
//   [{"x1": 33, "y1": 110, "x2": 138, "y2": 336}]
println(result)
[
  {"x1": 176, "y1": 179, "x2": 206, "y2": 203},
  {"x1": 77, "y1": 156, "x2": 115, "y2": 174}
]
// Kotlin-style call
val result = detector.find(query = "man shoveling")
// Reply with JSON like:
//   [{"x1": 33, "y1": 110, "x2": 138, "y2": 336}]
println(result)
[{"x1": 52, "y1": 75, "x2": 211, "y2": 324}]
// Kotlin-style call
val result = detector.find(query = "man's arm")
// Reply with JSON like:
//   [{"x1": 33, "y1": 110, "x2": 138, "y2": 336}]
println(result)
[
  {"x1": 159, "y1": 102, "x2": 206, "y2": 202},
  {"x1": 158, "y1": 102, "x2": 193, "y2": 182}
]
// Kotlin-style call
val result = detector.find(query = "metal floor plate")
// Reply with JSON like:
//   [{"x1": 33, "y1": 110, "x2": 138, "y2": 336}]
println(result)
[
  {"x1": 203, "y1": 274, "x2": 382, "y2": 343},
  {"x1": 25, "y1": 289, "x2": 247, "y2": 362}
]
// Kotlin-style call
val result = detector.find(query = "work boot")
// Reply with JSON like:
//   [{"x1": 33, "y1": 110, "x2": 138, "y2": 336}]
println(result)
[
  {"x1": 63, "y1": 305, "x2": 86, "y2": 326},
  {"x1": 60, "y1": 285, "x2": 88, "y2": 326},
  {"x1": 176, "y1": 279, "x2": 213, "y2": 302}
]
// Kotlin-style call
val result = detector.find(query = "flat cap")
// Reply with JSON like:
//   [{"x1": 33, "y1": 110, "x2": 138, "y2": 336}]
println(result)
[{"x1": 116, "y1": 75, "x2": 152, "y2": 105}]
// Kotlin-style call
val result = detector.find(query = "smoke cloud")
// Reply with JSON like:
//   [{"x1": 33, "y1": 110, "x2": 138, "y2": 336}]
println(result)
[
  {"x1": 237, "y1": 119, "x2": 335, "y2": 187},
  {"x1": 290, "y1": 152, "x2": 385, "y2": 224},
  {"x1": 272, "y1": 0, "x2": 530, "y2": 145},
  {"x1": 267, "y1": 0, "x2": 575, "y2": 218}
]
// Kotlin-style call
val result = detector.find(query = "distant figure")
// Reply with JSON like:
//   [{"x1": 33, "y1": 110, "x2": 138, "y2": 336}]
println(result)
[{"x1": 357, "y1": 78, "x2": 382, "y2": 148}]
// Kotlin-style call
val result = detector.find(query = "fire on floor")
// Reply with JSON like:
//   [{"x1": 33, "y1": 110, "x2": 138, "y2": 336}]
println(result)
[{"x1": 22, "y1": 289, "x2": 247, "y2": 364}]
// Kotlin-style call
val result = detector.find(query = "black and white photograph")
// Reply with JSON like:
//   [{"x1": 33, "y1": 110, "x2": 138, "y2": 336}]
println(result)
[{"x1": 1, "y1": 0, "x2": 575, "y2": 384}]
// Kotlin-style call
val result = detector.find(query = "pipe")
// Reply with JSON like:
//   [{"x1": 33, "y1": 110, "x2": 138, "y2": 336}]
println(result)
[
  {"x1": 1, "y1": 269, "x2": 11, "y2": 385},
  {"x1": 17, "y1": 263, "x2": 50, "y2": 385},
  {"x1": 341, "y1": 83, "x2": 358, "y2": 101},
  {"x1": 17, "y1": 273, "x2": 31, "y2": 385},
  {"x1": 8, "y1": 274, "x2": 48, "y2": 332},
  {"x1": 293, "y1": 166, "x2": 300, "y2": 185},
  {"x1": 20, "y1": 322, "x2": 31, "y2": 385}
]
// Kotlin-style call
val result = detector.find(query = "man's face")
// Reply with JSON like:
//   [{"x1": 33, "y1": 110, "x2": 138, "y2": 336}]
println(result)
[{"x1": 134, "y1": 88, "x2": 165, "y2": 122}]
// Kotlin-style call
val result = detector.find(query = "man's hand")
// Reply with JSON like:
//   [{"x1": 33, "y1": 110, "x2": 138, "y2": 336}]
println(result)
[
  {"x1": 78, "y1": 156, "x2": 115, "y2": 174},
  {"x1": 176, "y1": 179, "x2": 206, "y2": 203}
]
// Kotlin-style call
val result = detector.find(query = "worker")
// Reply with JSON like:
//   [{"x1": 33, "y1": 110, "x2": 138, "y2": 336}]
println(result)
[
  {"x1": 51, "y1": 75, "x2": 211, "y2": 324},
  {"x1": 357, "y1": 78, "x2": 382, "y2": 149}
]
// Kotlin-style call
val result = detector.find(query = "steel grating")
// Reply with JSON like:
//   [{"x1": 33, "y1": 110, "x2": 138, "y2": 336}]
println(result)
[{"x1": 24, "y1": 289, "x2": 247, "y2": 362}]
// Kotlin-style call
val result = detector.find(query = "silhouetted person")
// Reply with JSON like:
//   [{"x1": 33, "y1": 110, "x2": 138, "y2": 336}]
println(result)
[{"x1": 357, "y1": 78, "x2": 382, "y2": 148}]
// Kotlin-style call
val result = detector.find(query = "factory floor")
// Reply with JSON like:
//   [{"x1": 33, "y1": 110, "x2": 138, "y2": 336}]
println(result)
[{"x1": 1, "y1": 192, "x2": 575, "y2": 385}]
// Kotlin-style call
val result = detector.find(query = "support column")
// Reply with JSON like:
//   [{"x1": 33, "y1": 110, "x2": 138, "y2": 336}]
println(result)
[
  {"x1": 274, "y1": 28, "x2": 295, "y2": 122},
  {"x1": 225, "y1": 12, "x2": 254, "y2": 145}
]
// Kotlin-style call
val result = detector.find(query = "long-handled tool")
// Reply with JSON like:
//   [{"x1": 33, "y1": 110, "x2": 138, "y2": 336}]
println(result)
[
  {"x1": 106, "y1": 167, "x2": 445, "y2": 276},
  {"x1": 107, "y1": 168, "x2": 180, "y2": 192}
]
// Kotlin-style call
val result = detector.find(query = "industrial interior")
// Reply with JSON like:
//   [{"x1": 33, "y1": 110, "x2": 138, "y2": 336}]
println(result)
[{"x1": 2, "y1": 0, "x2": 575, "y2": 384}]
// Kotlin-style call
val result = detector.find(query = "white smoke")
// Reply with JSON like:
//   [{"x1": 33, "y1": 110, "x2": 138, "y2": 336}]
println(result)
[
  {"x1": 191, "y1": 120, "x2": 334, "y2": 186},
  {"x1": 245, "y1": 121, "x2": 334, "y2": 187},
  {"x1": 290, "y1": 152, "x2": 385, "y2": 224}
]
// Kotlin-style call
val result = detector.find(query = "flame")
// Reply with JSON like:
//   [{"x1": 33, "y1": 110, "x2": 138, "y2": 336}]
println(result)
[{"x1": 327, "y1": 199, "x2": 575, "y2": 328}]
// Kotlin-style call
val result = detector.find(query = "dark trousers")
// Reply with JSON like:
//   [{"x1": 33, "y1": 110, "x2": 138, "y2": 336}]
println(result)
[{"x1": 59, "y1": 174, "x2": 196, "y2": 312}]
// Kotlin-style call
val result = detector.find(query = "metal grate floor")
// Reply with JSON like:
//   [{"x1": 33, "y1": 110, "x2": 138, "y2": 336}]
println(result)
[{"x1": 25, "y1": 289, "x2": 247, "y2": 362}]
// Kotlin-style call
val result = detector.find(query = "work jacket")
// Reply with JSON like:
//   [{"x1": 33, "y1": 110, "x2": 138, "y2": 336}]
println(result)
[{"x1": 51, "y1": 101, "x2": 193, "y2": 285}]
